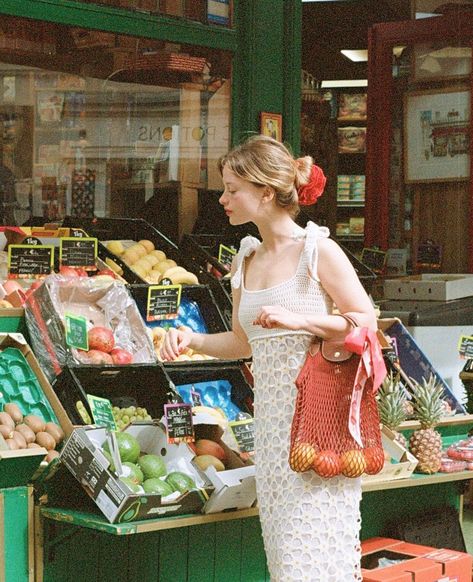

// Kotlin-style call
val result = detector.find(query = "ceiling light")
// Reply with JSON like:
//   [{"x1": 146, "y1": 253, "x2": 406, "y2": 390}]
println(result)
[
  {"x1": 340, "y1": 49, "x2": 368, "y2": 62},
  {"x1": 321, "y1": 79, "x2": 368, "y2": 88},
  {"x1": 393, "y1": 46, "x2": 406, "y2": 58}
]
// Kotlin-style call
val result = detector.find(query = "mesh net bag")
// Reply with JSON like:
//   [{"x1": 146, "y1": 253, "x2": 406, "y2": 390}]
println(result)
[{"x1": 289, "y1": 321, "x2": 386, "y2": 479}]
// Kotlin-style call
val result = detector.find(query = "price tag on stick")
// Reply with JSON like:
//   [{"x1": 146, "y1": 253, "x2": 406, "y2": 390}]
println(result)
[
  {"x1": 229, "y1": 418, "x2": 255, "y2": 453},
  {"x1": 146, "y1": 284, "x2": 182, "y2": 321},
  {"x1": 164, "y1": 403, "x2": 194, "y2": 444},
  {"x1": 65, "y1": 313, "x2": 89, "y2": 350},
  {"x1": 87, "y1": 394, "x2": 117, "y2": 430},
  {"x1": 218, "y1": 244, "x2": 236, "y2": 271},
  {"x1": 458, "y1": 335, "x2": 473, "y2": 359},
  {"x1": 60, "y1": 237, "x2": 98, "y2": 270},
  {"x1": 7, "y1": 244, "x2": 54, "y2": 278}
]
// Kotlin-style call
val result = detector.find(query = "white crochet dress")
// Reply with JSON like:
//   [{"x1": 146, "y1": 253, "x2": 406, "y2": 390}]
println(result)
[{"x1": 232, "y1": 222, "x2": 362, "y2": 582}]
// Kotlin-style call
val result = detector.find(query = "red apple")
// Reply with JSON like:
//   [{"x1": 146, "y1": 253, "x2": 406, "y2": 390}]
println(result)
[{"x1": 110, "y1": 347, "x2": 133, "y2": 365}]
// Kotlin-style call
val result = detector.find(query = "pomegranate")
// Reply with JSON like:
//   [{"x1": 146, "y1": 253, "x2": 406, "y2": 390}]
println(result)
[
  {"x1": 88, "y1": 326, "x2": 115, "y2": 353},
  {"x1": 59, "y1": 266, "x2": 80, "y2": 278},
  {"x1": 82, "y1": 349, "x2": 113, "y2": 365},
  {"x1": 110, "y1": 347, "x2": 133, "y2": 365}
]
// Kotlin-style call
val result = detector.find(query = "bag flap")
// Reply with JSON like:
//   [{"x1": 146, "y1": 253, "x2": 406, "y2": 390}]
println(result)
[{"x1": 321, "y1": 340, "x2": 353, "y2": 362}]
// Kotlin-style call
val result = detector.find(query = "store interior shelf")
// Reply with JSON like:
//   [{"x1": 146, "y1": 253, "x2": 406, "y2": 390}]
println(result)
[
  {"x1": 40, "y1": 461, "x2": 473, "y2": 535},
  {"x1": 337, "y1": 200, "x2": 365, "y2": 207}
]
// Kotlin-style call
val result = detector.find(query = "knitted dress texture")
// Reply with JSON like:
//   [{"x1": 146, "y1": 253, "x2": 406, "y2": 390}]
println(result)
[{"x1": 232, "y1": 222, "x2": 362, "y2": 582}]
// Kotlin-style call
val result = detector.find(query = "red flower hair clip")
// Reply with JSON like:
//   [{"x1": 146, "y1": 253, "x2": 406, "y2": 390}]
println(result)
[{"x1": 297, "y1": 165, "x2": 326, "y2": 206}]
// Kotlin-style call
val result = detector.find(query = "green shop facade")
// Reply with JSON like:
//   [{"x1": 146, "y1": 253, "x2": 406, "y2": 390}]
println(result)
[{"x1": 0, "y1": 2, "x2": 472, "y2": 582}]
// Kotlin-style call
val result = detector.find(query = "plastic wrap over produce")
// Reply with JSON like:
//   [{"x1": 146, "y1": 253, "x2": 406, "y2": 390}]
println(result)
[{"x1": 25, "y1": 275, "x2": 156, "y2": 382}]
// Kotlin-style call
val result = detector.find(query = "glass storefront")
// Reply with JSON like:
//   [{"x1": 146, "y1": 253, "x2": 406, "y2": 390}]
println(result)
[{"x1": 0, "y1": 15, "x2": 231, "y2": 224}]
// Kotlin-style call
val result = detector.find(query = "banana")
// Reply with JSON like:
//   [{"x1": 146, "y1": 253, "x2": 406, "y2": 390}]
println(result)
[
  {"x1": 169, "y1": 271, "x2": 199, "y2": 285},
  {"x1": 161, "y1": 266, "x2": 188, "y2": 280}
]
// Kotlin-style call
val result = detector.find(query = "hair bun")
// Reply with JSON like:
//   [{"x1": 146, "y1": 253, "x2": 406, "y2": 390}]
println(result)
[{"x1": 297, "y1": 165, "x2": 326, "y2": 205}]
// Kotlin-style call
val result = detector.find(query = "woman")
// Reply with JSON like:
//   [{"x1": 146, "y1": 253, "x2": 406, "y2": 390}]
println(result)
[{"x1": 161, "y1": 135, "x2": 376, "y2": 581}]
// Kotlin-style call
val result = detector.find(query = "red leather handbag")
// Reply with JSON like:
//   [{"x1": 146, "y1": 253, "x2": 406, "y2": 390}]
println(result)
[{"x1": 289, "y1": 315, "x2": 387, "y2": 478}]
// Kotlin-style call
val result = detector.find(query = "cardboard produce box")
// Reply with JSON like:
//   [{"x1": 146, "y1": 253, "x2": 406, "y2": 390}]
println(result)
[
  {"x1": 25, "y1": 277, "x2": 156, "y2": 383},
  {"x1": 202, "y1": 465, "x2": 256, "y2": 514},
  {"x1": 377, "y1": 318, "x2": 466, "y2": 414},
  {"x1": 361, "y1": 537, "x2": 472, "y2": 582},
  {"x1": 362, "y1": 427, "x2": 418, "y2": 486},
  {"x1": 52, "y1": 363, "x2": 178, "y2": 437},
  {"x1": 384, "y1": 274, "x2": 473, "y2": 301},
  {"x1": 0, "y1": 333, "x2": 72, "y2": 486},
  {"x1": 53, "y1": 423, "x2": 212, "y2": 523}
]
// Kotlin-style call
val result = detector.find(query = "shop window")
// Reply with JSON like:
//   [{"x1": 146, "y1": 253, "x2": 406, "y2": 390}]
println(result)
[
  {"x1": 0, "y1": 15, "x2": 231, "y2": 223},
  {"x1": 75, "y1": 0, "x2": 233, "y2": 27}
]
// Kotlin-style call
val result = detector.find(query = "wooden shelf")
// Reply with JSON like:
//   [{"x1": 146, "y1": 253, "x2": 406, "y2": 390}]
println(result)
[
  {"x1": 40, "y1": 465, "x2": 473, "y2": 535},
  {"x1": 399, "y1": 413, "x2": 473, "y2": 431},
  {"x1": 362, "y1": 470, "x2": 473, "y2": 493},
  {"x1": 40, "y1": 506, "x2": 260, "y2": 536},
  {"x1": 337, "y1": 200, "x2": 365, "y2": 208}
]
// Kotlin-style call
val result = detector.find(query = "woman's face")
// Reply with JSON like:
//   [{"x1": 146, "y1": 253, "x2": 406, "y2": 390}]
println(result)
[{"x1": 219, "y1": 165, "x2": 264, "y2": 225}]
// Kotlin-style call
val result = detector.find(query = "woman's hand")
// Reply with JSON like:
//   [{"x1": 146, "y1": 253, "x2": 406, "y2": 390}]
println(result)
[
  {"x1": 160, "y1": 326, "x2": 193, "y2": 361},
  {"x1": 253, "y1": 305, "x2": 306, "y2": 330}
]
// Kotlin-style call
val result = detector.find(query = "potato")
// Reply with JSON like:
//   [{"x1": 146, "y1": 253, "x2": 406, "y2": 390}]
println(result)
[
  {"x1": 24, "y1": 415, "x2": 46, "y2": 434},
  {"x1": 0, "y1": 412, "x2": 15, "y2": 430},
  {"x1": 35, "y1": 431, "x2": 56, "y2": 451},
  {"x1": 12, "y1": 430, "x2": 27, "y2": 449},
  {"x1": 45, "y1": 450, "x2": 60, "y2": 463},
  {"x1": 0, "y1": 425, "x2": 14, "y2": 439},
  {"x1": 15, "y1": 424, "x2": 36, "y2": 444},
  {"x1": 45, "y1": 422, "x2": 64, "y2": 445},
  {"x1": 4, "y1": 403, "x2": 23, "y2": 424}
]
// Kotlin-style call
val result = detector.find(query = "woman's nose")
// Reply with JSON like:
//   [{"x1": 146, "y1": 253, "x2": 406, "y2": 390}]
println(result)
[{"x1": 218, "y1": 191, "x2": 226, "y2": 205}]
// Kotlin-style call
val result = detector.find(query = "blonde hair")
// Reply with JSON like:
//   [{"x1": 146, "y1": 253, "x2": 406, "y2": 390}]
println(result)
[{"x1": 218, "y1": 135, "x2": 314, "y2": 217}]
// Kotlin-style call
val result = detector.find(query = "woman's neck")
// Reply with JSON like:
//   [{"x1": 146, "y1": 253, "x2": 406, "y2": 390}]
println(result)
[{"x1": 256, "y1": 215, "x2": 305, "y2": 252}]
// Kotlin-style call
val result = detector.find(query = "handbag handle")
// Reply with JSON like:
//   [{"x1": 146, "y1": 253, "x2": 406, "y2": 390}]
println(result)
[{"x1": 308, "y1": 313, "x2": 359, "y2": 359}]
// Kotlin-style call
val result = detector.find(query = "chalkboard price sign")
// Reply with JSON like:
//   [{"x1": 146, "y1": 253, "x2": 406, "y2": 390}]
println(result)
[
  {"x1": 164, "y1": 403, "x2": 194, "y2": 444},
  {"x1": 416, "y1": 241, "x2": 442, "y2": 271},
  {"x1": 360, "y1": 247, "x2": 386, "y2": 274},
  {"x1": 86, "y1": 394, "x2": 117, "y2": 430},
  {"x1": 60, "y1": 237, "x2": 97, "y2": 269},
  {"x1": 229, "y1": 418, "x2": 255, "y2": 453},
  {"x1": 7, "y1": 244, "x2": 54, "y2": 278},
  {"x1": 458, "y1": 334, "x2": 473, "y2": 359},
  {"x1": 218, "y1": 244, "x2": 237, "y2": 271},
  {"x1": 146, "y1": 284, "x2": 182, "y2": 321}
]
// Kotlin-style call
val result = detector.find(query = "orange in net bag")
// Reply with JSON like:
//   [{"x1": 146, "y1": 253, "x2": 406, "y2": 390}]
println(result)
[{"x1": 289, "y1": 315, "x2": 387, "y2": 478}]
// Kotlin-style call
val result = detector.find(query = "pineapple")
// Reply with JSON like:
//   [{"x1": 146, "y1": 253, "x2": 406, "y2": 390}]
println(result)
[
  {"x1": 377, "y1": 372, "x2": 408, "y2": 449},
  {"x1": 409, "y1": 375, "x2": 444, "y2": 474}
]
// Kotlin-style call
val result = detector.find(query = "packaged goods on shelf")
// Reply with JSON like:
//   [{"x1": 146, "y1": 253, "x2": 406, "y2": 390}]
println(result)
[
  {"x1": 24, "y1": 276, "x2": 156, "y2": 383},
  {"x1": 46, "y1": 423, "x2": 213, "y2": 523}
]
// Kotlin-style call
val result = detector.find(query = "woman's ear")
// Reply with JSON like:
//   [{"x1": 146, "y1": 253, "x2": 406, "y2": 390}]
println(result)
[{"x1": 261, "y1": 186, "x2": 275, "y2": 203}]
